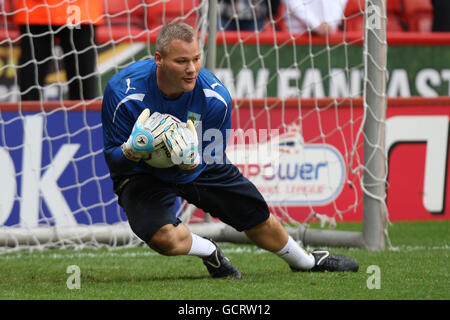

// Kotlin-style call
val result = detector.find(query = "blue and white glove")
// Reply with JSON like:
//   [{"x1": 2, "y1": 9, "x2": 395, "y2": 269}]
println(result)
[
  {"x1": 121, "y1": 109, "x2": 180, "y2": 161},
  {"x1": 163, "y1": 120, "x2": 200, "y2": 170},
  {"x1": 143, "y1": 111, "x2": 182, "y2": 148}
]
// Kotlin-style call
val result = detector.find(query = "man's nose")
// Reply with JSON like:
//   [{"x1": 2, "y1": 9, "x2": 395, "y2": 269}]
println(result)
[{"x1": 186, "y1": 61, "x2": 196, "y2": 73}]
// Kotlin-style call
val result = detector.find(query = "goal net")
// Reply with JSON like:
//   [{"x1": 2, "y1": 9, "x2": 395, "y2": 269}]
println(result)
[{"x1": 0, "y1": 0, "x2": 389, "y2": 252}]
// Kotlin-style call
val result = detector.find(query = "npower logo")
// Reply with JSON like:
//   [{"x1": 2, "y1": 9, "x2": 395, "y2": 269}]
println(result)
[{"x1": 226, "y1": 129, "x2": 346, "y2": 205}]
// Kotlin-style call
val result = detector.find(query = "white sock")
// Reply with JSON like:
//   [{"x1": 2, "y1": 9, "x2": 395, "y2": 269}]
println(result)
[
  {"x1": 276, "y1": 236, "x2": 315, "y2": 270},
  {"x1": 187, "y1": 233, "x2": 216, "y2": 257}
]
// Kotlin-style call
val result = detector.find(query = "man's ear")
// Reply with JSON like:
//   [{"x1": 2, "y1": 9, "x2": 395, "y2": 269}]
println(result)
[{"x1": 154, "y1": 51, "x2": 162, "y2": 67}]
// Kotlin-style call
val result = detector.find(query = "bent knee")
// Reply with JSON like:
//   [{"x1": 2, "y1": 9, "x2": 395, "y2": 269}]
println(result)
[
  {"x1": 149, "y1": 224, "x2": 191, "y2": 256},
  {"x1": 248, "y1": 213, "x2": 280, "y2": 232}
]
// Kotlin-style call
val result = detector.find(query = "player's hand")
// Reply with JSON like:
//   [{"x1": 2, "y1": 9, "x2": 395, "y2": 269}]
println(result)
[
  {"x1": 163, "y1": 120, "x2": 200, "y2": 169},
  {"x1": 121, "y1": 109, "x2": 181, "y2": 161},
  {"x1": 143, "y1": 111, "x2": 182, "y2": 148},
  {"x1": 121, "y1": 108, "x2": 154, "y2": 161}
]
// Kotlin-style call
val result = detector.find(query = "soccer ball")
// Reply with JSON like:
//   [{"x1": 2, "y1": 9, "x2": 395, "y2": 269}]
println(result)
[{"x1": 144, "y1": 145, "x2": 174, "y2": 168}]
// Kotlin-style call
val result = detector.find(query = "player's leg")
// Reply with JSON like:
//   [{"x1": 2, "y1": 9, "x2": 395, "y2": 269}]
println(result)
[
  {"x1": 182, "y1": 163, "x2": 358, "y2": 272},
  {"x1": 248, "y1": 214, "x2": 358, "y2": 272},
  {"x1": 177, "y1": 164, "x2": 314, "y2": 270},
  {"x1": 244, "y1": 214, "x2": 316, "y2": 270},
  {"x1": 146, "y1": 211, "x2": 241, "y2": 279},
  {"x1": 60, "y1": 25, "x2": 98, "y2": 100},
  {"x1": 117, "y1": 175, "x2": 191, "y2": 255},
  {"x1": 243, "y1": 214, "x2": 359, "y2": 272},
  {"x1": 240, "y1": 196, "x2": 359, "y2": 272},
  {"x1": 148, "y1": 221, "x2": 221, "y2": 261},
  {"x1": 116, "y1": 175, "x2": 240, "y2": 278},
  {"x1": 146, "y1": 221, "x2": 239, "y2": 278},
  {"x1": 17, "y1": 25, "x2": 52, "y2": 101},
  {"x1": 242, "y1": 212, "x2": 287, "y2": 252}
]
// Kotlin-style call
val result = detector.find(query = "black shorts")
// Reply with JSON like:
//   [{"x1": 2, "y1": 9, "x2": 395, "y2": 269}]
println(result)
[{"x1": 117, "y1": 164, "x2": 270, "y2": 243}]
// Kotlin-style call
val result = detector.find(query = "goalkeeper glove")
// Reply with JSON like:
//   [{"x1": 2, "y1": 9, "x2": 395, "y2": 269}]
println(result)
[
  {"x1": 121, "y1": 109, "x2": 180, "y2": 161},
  {"x1": 143, "y1": 111, "x2": 182, "y2": 147},
  {"x1": 121, "y1": 108, "x2": 153, "y2": 161},
  {"x1": 163, "y1": 120, "x2": 200, "y2": 170}
]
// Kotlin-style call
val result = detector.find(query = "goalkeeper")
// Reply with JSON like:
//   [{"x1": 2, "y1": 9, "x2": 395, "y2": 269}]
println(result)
[{"x1": 102, "y1": 22, "x2": 358, "y2": 279}]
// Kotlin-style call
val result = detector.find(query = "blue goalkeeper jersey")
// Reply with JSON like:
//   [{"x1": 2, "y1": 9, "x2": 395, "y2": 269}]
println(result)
[{"x1": 102, "y1": 59, "x2": 232, "y2": 184}]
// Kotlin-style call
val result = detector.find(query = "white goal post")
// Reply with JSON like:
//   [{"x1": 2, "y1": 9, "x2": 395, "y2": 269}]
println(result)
[{"x1": 0, "y1": 0, "x2": 389, "y2": 251}]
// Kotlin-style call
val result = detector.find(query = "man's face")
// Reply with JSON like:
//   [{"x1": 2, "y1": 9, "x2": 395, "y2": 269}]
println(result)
[{"x1": 155, "y1": 38, "x2": 202, "y2": 98}]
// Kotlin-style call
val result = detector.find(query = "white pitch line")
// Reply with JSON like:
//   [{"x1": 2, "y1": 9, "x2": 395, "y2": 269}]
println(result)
[{"x1": 0, "y1": 244, "x2": 448, "y2": 260}]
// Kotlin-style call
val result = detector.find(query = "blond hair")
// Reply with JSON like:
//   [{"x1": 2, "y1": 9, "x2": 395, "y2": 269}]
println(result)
[{"x1": 156, "y1": 22, "x2": 197, "y2": 56}]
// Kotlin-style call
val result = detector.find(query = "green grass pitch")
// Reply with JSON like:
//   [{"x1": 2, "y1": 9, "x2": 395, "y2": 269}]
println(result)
[{"x1": 0, "y1": 220, "x2": 448, "y2": 300}]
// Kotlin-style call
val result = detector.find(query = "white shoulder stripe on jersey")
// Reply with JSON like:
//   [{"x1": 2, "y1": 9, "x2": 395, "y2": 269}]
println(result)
[
  {"x1": 203, "y1": 88, "x2": 227, "y2": 108},
  {"x1": 112, "y1": 93, "x2": 146, "y2": 124},
  {"x1": 203, "y1": 88, "x2": 228, "y2": 128}
]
